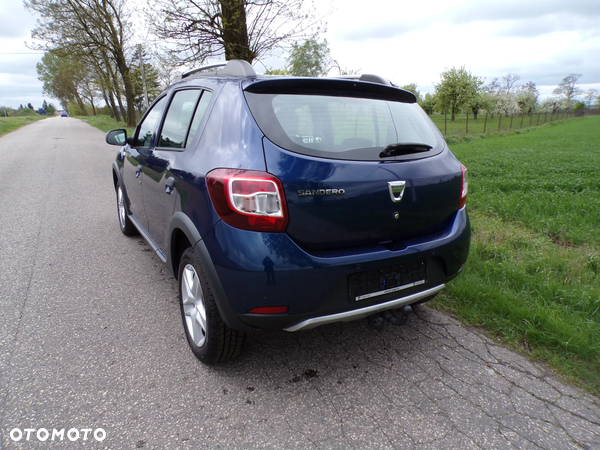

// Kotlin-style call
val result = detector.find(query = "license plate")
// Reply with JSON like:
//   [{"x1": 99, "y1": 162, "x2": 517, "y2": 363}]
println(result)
[{"x1": 349, "y1": 260, "x2": 427, "y2": 301}]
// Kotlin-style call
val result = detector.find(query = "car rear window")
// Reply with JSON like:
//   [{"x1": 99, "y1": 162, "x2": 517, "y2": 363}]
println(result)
[{"x1": 245, "y1": 89, "x2": 442, "y2": 161}]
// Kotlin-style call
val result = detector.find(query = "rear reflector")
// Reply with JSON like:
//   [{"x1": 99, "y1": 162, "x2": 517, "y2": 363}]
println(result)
[
  {"x1": 459, "y1": 164, "x2": 468, "y2": 209},
  {"x1": 248, "y1": 306, "x2": 289, "y2": 314}
]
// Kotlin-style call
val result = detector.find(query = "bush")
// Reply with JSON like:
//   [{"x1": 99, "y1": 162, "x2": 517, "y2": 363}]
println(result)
[{"x1": 15, "y1": 108, "x2": 38, "y2": 117}]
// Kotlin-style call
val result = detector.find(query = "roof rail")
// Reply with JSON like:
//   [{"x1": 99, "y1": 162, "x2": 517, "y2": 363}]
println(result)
[
  {"x1": 182, "y1": 60, "x2": 257, "y2": 79},
  {"x1": 182, "y1": 63, "x2": 227, "y2": 78}
]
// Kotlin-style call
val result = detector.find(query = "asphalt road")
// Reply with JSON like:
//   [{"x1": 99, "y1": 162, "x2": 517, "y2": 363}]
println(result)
[{"x1": 1, "y1": 117, "x2": 599, "y2": 449}]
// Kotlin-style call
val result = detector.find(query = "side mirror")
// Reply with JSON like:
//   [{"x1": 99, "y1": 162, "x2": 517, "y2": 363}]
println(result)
[{"x1": 106, "y1": 129, "x2": 127, "y2": 146}]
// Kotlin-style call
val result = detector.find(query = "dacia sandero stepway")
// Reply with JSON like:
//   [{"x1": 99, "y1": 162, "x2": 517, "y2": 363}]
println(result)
[{"x1": 106, "y1": 60, "x2": 470, "y2": 363}]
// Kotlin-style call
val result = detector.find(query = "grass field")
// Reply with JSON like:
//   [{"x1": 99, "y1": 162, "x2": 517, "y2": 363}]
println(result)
[
  {"x1": 432, "y1": 116, "x2": 600, "y2": 394},
  {"x1": 0, "y1": 116, "x2": 48, "y2": 136}
]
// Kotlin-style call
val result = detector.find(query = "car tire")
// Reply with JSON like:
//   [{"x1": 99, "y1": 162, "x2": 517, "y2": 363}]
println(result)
[
  {"x1": 116, "y1": 181, "x2": 136, "y2": 236},
  {"x1": 178, "y1": 247, "x2": 245, "y2": 363}
]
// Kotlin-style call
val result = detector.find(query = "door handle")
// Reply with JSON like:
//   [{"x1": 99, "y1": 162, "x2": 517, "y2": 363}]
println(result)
[{"x1": 165, "y1": 177, "x2": 176, "y2": 195}]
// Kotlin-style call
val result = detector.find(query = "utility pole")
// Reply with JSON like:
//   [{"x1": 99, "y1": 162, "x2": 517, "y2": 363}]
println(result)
[{"x1": 138, "y1": 44, "x2": 149, "y2": 110}]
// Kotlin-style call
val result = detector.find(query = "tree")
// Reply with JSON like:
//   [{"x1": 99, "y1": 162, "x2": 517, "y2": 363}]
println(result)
[
  {"x1": 46, "y1": 101, "x2": 56, "y2": 115},
  {"x1": 400, "y1": 83, "x2": 422, "y2": 102},
  {"x1": 553, "y1": 74, "x2": 583, "y2": 109},
  {"x1": 25, "y1": 0, "x2": 138, "y2": 126},
  {"x1": 583, "y1": 89, "x2": 598, "y2": 108},
  {"x1": 501, "y1": 73, "x2": 521, "y2": 94},
  {"x1": 131, "y1": 55, "x2": 162, "y2": 114},
  {"x1": 329, "y1": 62, "x2": 360, "y2": 76},
  {"x1": 540, "y1": 97, "x2": 560, "y2": 113},
  {"x1": 434, "y1": 66, "x2": 482, "y2": 120},
  {"x1": 287, "y1": 38, "x2": 331, "y2": 77},
  {"x1": 37, "y1": 51, "x2": 90, "y2": 115},
  {"x1": 420, "y1": 93, "x2": 436, "y2": 116},
  {"x1": 151, "y1": 0, "x2": 322, "y2": 64},
  {"x1": 154, "y1": 49, "x2": 183, "y2": 90},
  {"x1": 467, "y1": 90, "x2": 494, "y2": 120},
  {"x1": 264, "y1": 67, "x2": 291, "y2": 75},
  {"x1": 494, "y1": 92, "x2": 520, "y2": 117},
  {"x1": 516, "y1": 82, "x2": 539, "y2": 114}
]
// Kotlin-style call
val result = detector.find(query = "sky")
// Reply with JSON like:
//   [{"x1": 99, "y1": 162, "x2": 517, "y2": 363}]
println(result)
[{"x1": 1, "y1": 0, "x2": 599, "y2": 110}]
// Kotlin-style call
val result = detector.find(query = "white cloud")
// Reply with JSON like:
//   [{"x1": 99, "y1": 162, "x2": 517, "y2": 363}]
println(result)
[
  {"x1": 1, "y1": 0, "x2": 598, "y2": 108},
  {"x1": 319, "y1": 0, "x2": 600, "y2": 98}
]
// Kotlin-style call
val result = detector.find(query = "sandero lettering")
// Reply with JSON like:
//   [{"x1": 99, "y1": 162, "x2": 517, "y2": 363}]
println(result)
[
  {"x1": 9, "y1": 427, "x2": 106, "y2": 442},
  {"x1": 298, "y1": 188, "x2": 346, "y2": 197}
]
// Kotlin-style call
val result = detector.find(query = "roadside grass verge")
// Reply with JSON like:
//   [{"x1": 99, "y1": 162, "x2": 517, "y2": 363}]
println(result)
[
  {"x1": 76, "y1": 114, "x2": 135, "y2": 137},
  {"x1": 432, "y1": 116, "x2": 600, "y2": 394},
  {"x1": 0, "y1": 116, "x2": 48, "y2": 136}
]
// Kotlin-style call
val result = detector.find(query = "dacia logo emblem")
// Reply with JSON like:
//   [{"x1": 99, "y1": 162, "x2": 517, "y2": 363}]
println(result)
[{"x1": 388, "y1": 181, "x2": 406, "y2": 203}]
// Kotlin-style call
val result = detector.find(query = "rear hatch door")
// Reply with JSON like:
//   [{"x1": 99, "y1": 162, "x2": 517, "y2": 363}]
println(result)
[{"x1": 245, "y1": 79, "x2": 463, "y2": 250}]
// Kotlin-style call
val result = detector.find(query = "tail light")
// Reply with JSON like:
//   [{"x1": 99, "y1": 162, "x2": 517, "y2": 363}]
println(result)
[
  {"x1": 207, "y1": 168, "x2": 289, "y2": 232},
  {"x1": 458, "y1": 164, "x2": 468, "y2": 209}
]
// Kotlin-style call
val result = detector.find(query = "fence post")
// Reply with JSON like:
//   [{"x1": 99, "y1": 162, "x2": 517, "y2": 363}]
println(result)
[
  {"x1": 483, "y1": 113, "x2": 488, "y2": 134},
  {"x1": 444, "y1": 113, "x2": 447, "y2": 136}
]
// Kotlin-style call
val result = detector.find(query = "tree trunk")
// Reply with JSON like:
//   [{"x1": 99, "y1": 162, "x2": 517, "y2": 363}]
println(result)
[
  {"x1": 113, "y1": 49, "x2": 136, "y2": 126},
  {"x1": 74, "y1": 92, "x2": 88, "y2": 115},
  {"x1": 108, "y1": 90, "x2": 121, "y2": 122},
  {"x1": 219, "y1": 0, "x2": 255, "y2": 62}
]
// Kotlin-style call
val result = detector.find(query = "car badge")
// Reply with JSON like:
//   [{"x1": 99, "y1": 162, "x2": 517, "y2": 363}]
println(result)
[{"x1": 388, "y1": 181, "x2": 406, "y2": 203}]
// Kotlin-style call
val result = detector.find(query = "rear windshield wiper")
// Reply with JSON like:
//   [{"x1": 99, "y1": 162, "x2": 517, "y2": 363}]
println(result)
[{"x1": 379, "y1": 143, "x2": 433, "y2": 158}]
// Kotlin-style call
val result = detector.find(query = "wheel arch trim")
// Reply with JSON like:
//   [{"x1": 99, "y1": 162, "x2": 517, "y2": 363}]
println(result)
[{"x1": 168, "y1": 212, "x2": 258, "y2": 333}]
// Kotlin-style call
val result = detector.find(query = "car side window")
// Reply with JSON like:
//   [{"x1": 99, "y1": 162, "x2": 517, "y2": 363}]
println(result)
[
  {"x1": 185, "y1": 90, "x2": 213, "y2": 147},
  {"x1": 158, "y1": 90, "x2": 202, "y2": 149},
  {"x1": 134, "y1": 96, "x2": 167, "y2": 148}
]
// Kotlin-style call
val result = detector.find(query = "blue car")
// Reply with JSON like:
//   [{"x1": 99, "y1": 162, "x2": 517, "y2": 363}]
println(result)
[{"x1": 106, "y1": 60, "x2": 470, "y2": 363}]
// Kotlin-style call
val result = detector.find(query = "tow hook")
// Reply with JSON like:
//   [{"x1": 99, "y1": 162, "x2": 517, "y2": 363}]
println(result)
[{"x1": 367, "y1": 305, "x2": 413, "y2": 331}]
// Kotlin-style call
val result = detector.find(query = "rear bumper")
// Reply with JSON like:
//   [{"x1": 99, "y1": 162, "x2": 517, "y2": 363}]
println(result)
[
  {"x1": 202, "y1": 208, "x2": 470, "y2": 331},
  {"x1": 283, "y1": 284, "x2": 445, "y2": 331}
]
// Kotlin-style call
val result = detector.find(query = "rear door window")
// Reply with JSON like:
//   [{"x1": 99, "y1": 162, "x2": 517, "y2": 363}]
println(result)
[{"x1": 158, "y1": 89, "x2": 213, "y2": 150}]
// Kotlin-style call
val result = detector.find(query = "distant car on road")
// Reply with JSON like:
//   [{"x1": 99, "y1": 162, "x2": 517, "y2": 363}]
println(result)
[
  {"x1": 60, "y1": 112, "x2": 68, "y2": 117},
  {"x1": 106, "y1": 60, "x2": 471, "y2": 363}
]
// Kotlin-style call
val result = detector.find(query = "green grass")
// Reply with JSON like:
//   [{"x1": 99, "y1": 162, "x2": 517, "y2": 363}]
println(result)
[
  {"x1": 0, "y1": 115, "x2": 48, "y2": 136},
  {"x1": 432, "y1": 116, "x2": 600, "y2": 394},
  {"x1": 76, "y1": 114, "x2": 135, "y2": 137}
]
